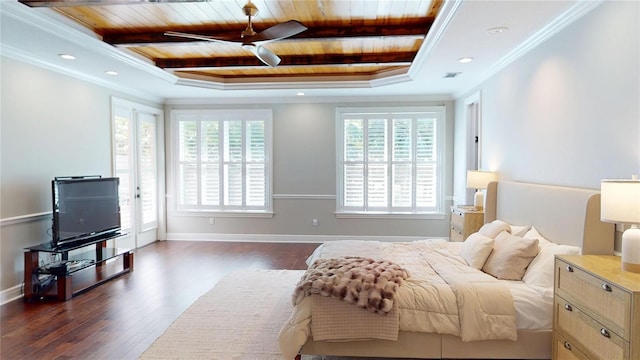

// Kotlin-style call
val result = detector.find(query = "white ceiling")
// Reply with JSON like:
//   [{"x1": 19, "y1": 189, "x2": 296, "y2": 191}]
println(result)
[{"x1": 0, "y1": 0, "x2": 602, "y2": 104}]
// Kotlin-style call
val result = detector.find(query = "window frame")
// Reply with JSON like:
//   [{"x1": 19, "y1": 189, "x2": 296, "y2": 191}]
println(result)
[
  {"x1": 171, "y1": 108, "x2": 273, "y2": 216},
  {"x1": 335, "y1": 106, "x2": 446, "y2": 218}
]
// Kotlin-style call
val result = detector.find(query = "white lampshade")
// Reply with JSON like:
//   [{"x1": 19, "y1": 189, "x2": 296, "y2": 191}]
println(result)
[
  {"x1": 601, "y1": 178, "x2": 640, "y2": 273},
  {"x1": 466, "y1": 170, "x2": 498, "y2": 190},
  {"x1": 466, "y1": 170, "x2": 497, "y2": 210},
  {"x1": 601, "y1": 179, "x2": 640, "y2": 224}
]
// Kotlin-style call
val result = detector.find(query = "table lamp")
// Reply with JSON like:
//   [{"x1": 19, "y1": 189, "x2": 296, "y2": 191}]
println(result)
[
  {"x1": 601, "y1": 176, "x2": 640, "y2": 273},
  {"x1": 466, "y1": 170, "x2": 497, "y2": 210}
]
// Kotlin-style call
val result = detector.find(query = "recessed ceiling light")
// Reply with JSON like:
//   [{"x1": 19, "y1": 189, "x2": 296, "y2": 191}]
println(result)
[
  {"x1": 458, "y1": 57, "x2": 474, "y2": 64},
  {"x1": 59, "y1": 54, "x2": 75, "y2": 60},
  {"x1": 296, "y1": 92, "x2": 304, "y2": 96},
  {"x1": 105, "y1": 70, "x2": 118, "y2": 76},
  {"x1": 487, "y1": 27, "x2": 509, "y2": 35}
]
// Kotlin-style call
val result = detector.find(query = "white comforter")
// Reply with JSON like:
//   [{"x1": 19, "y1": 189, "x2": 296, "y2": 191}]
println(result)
[{"x1": 278, "y1": 239, "x2": 553, "y2": 360}]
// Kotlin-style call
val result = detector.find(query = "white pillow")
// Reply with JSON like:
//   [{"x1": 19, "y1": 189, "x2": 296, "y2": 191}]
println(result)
[
  {"x1": 478, "y1": 220, "x2": 511, "y2": 239},
  {"x1": 510, "y1": 224, "x2": 531, "y2": 237},
  {"x1": 523, "y1": 226, "x2": 553, "y2": 248},
  {"x1": 459, "y1": 232, "x2": 495, "y2": 269},
  {"x1": 482, "y1": 232, "x2": 539, "y2": 280},
  {"x1": 522, "y1": 243, "x2": 581, "y2": 296}
]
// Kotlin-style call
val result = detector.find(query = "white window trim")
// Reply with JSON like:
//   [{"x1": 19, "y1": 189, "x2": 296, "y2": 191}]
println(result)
[
  {"x1": 171, "y1": 108, "x2": 273, "y2": 216},
  {"x1": 335, "y1": 106, "x2": 446, "y2": 217}
]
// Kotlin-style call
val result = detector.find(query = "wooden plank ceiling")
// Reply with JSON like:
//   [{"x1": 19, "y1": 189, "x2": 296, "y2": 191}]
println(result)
[{"x1": 20, "y1": 0, "x2": 444, "y2": 84}]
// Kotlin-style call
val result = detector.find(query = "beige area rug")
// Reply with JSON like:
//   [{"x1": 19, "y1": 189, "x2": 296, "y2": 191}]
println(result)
[
  {"x1": 140, "y1": 269, "x2": 386, "y2": 360},
  {"x1": 140, "y1": 269, "x2": 304, "y2": 360}
]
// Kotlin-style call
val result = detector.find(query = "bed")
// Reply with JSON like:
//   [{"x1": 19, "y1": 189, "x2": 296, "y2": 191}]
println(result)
[{"x1": 278, "y1": 180, "x2": 615, "y2": 359}]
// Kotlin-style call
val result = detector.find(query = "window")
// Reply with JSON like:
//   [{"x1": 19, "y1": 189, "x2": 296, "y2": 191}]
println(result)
[
  {"x1": 173, "y1": 109, "x2": 272, "y2": 213},
  {"x1": 336, "y1": 106, "x2": 445, "y2": 215}
]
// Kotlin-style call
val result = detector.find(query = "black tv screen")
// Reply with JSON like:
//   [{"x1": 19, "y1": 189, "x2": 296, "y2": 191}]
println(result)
[{"x1": 52, "y1": 176, "x2": 121, "y2": 247}]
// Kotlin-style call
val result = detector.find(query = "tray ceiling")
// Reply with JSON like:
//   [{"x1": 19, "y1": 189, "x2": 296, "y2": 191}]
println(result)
[{"x1": 19, "y1": 0, "x2": 444, "y2": 86}]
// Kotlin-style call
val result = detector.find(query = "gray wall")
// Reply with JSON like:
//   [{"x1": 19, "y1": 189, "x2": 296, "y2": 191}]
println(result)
[
  {"x1": 453, "y1": 0, "x2": 639, "y2": 203},
  {"x1": 164, "y1": 101, "x2": 455, "y2": 239},
  {"x1": 0, "y1": 57, "x2": 160, "y2": 293}
]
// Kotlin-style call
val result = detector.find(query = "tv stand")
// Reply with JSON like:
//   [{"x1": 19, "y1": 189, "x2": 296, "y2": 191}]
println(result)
[{"x1": 23, "y1": 234, "x2": 133, "y2": 301}]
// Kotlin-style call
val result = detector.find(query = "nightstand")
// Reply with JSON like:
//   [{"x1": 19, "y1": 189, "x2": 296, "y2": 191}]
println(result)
[
  {"x1": 449, "y1": 206, "x2": 484, "y2": 242},
  {"x1": 553, "y1": 255, "x2": 640, "y2": 360}
]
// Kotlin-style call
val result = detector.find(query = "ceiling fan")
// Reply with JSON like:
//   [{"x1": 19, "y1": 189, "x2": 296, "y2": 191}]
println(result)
[{"x1": 165, "y1": 1, "x2": 307, "y2": 67}]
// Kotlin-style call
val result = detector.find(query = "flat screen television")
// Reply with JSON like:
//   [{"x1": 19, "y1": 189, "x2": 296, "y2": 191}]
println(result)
[{"x1": 52, "y1": 176, "x2": 121, "y2": 248}]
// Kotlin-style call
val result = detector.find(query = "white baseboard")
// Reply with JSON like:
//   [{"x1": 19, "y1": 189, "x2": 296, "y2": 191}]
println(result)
[
  {"x1": 166, "y1": 233, "x2": 439, "y2": 243},
  {"x1": 1, "y1": 284, "x2": 23, "y2": 306}
]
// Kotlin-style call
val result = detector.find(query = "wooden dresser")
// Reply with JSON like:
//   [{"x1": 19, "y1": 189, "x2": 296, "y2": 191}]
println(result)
[
  {"x1": 553, "y1": 255, "x2": 640, "y2": 360},
  {"x1": 449, "y1": 206, "x2": 483, "y2": 242}
]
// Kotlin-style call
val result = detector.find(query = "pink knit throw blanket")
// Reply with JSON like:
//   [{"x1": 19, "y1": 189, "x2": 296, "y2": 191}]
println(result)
[{"x1": 292, "y1": 257, "x2": 410, "y2": 314}]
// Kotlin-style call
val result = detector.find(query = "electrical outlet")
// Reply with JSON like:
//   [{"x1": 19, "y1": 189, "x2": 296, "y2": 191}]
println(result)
[
  {"x1": 312, "y1": 219, "x2": 319, "y2": 227},
  {"x1": 209, "y1": 218, "x2": 215, "y2": 225}
]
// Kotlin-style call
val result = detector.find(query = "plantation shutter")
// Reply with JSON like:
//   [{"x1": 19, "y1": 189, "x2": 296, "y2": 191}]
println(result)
[
  {"x1": 175, "y1": 109, "x2": 271, "y2": 212},
  {"x1": 338, "y1": 107, "x2": 444, "y2": 214}
]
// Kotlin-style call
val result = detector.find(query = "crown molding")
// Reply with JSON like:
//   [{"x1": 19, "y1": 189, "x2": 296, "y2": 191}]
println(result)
[
  {"x1": 1, "y1": 1, "x2": 169, "y2": 103},
  {"x1": 409, "y1": 0, "x2": 463, "y2": 80},
  {"x1": 453, "y1": 0, "x2": 604, "y2": 99},
  {"x1": 1, "y1": 43, "x2": 165, "y2": 104},
  {"x1": 164, "y1": 93, "x2": 454, "y2": 105}
]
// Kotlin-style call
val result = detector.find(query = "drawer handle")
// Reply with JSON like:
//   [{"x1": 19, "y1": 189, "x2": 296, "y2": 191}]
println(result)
[
  {"x1": 565, "y1": 265, "x2": 574, "y2": 272},
  {"x1": 600, "y1": 328, "x2": 611, "y2": 338},
  {"x1": 563, "y1": 341, "x2": 572, "y2": 350},
  {"x1": 602, "y1": 283, "x2": 612, "y2": 292},
  {"x1": 564, "y1": 303, "x2": 573, "y2": 311}
]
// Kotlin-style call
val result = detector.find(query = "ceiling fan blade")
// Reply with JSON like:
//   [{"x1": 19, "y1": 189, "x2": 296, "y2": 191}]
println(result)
[
  {"x1": 254, "y1": 45, "x2": 281, "y2": 67},
  {"x1": 250, "y1": 20, "x2": 307, "y2": 44},
  {"x1": 164, "y1": 31, "x2": 239, "y2": 45}
]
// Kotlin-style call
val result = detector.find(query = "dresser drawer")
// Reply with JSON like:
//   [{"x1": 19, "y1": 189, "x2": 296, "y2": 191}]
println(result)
[
  {"x1": 553, "y1": 331, "x2": 590, "y2": 360},
  {"x1": 449, "y1": 227, "x2": 463, "y2": 242},
  {"x1": 554, "y1": 295, "x2": 629, "y2": 360},
  {"x1": 449, "y1": 207, "x2": 483, "y2": 242},
  {"x1": 555, "y1": 258, "x2": 631, "y2": 339},
  {"x1": 450, "y1": 208, "x2": 464, "y2": 230}
]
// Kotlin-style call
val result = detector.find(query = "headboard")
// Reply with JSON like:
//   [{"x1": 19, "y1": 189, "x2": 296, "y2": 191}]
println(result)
[{"x1": 484, "y1": 181, "x2": 614, "y2": 255}]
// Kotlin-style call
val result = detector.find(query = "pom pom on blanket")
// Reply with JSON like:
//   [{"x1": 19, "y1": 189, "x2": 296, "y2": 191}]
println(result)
[{"x1": 292, "y1": 257, "x2": 410, "y2": 314}]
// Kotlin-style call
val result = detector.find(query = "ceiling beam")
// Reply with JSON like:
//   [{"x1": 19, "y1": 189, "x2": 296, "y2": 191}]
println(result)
[
  {"x1": 103, "y1": 22, "x2": 431, "y2": 47},
  {"x1": 155, "y1": 52, "x2": 416, "y2": 69},
  {"x1": 19, "y1": 0, "x2": 208, "y2": 7}
]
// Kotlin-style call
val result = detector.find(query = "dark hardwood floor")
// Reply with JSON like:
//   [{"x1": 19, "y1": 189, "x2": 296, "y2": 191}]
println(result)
[{"x1": 1, "y1": 241, "x2": 320, "y2": 360}]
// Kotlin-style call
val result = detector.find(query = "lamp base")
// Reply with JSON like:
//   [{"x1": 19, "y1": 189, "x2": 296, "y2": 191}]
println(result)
[
  {"x1": 621, "y1": 226, "x2": 640, "y2": 273},
  {"x1": 474, "y1": 190, "x2": 484, "y2": 210}
]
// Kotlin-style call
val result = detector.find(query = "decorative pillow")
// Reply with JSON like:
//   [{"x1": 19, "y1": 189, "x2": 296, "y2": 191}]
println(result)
[
  {"x1": 482, "y1": 232, "x2": 540, "y2": 280},
  {"x1": 522, "y1": 243, "x2": 581, "y2": 295},
  {"x1": 523, "y1": 226, "x2": 553, "y2": 248},
  {"x1": 510, "y1": 224, "x2": 532, "y2": 237},
  {"x1": 478, "y1": 220, "x2": 511, "y2": 239},
  {"x1": 460, "y1": 232, "x2": 495, "y2": 270}
]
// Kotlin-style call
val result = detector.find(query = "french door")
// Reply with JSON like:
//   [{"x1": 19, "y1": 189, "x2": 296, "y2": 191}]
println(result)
[{"x1": 112, "y1": 98, "x2": 164, "y2": 249}]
